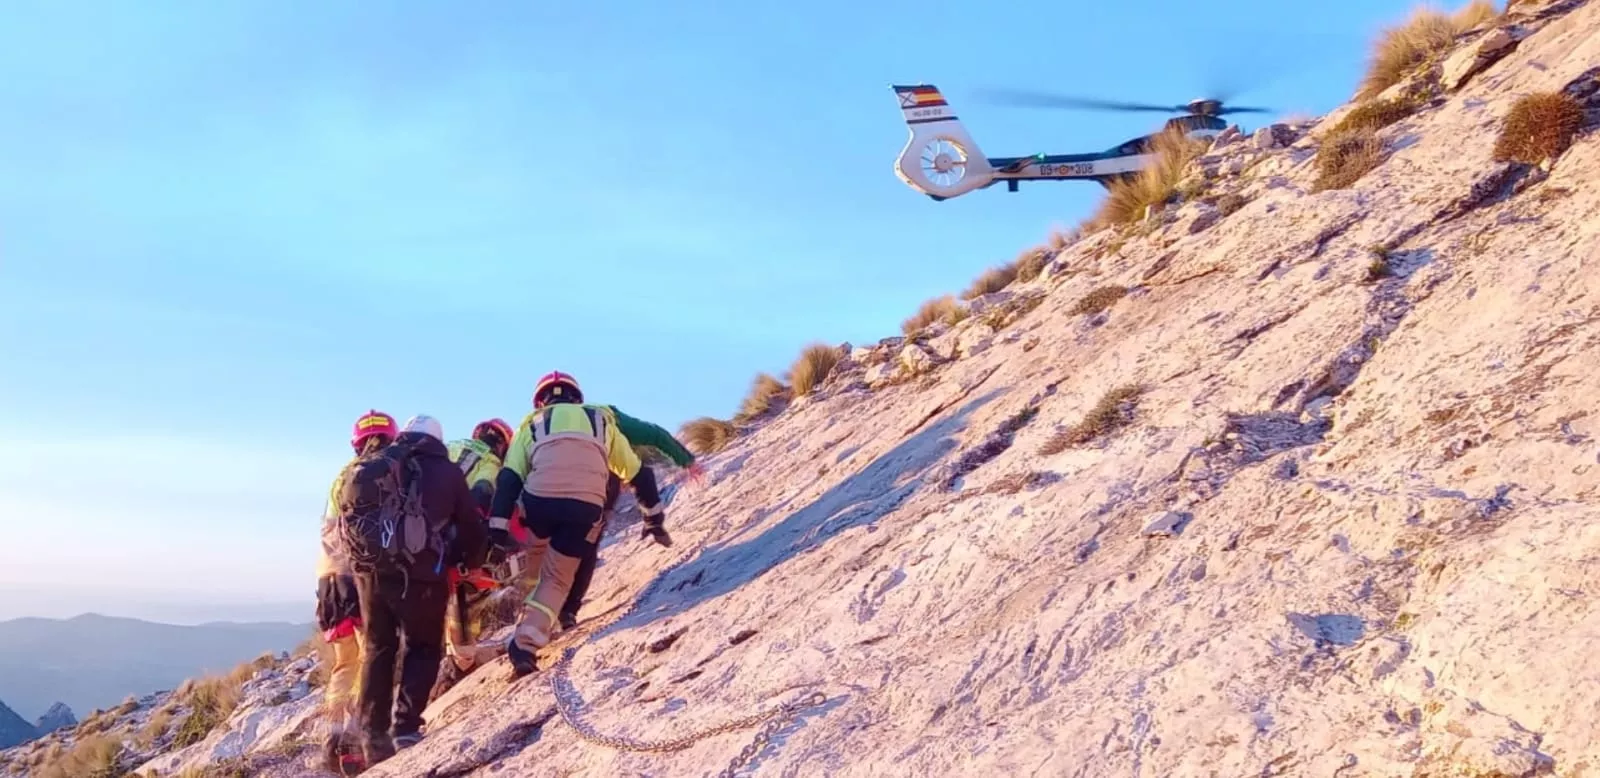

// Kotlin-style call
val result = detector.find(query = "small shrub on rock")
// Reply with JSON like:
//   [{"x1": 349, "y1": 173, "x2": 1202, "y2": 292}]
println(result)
[
  {"x1": 1493, "y1": 91, "x2": 1585, "y2": 165},
  {"x1": 33, "y1": 734, "x2": 124, "y2": 778},
  {"x1": 1452, "y1": 0, "x2": 1498, "y2": 31},
  {"x1": 1070, "y1": 285, "x2": 1129, "y2": 316},
  {"x1": 1357, "y1": 7, "x2": 1460, "y2": 100},
  {"x1": 735, "y1": 372, "x2": 789, "y2": 423},
  {"x1": 1038, "y1": 384, "x2": 1144, "y2": 454},
  {"x1": 789, "y1": 343, "x2": 842, "y2": 397},
  {"x1": 680, "y1": 417, "x2": 737, "y2": 455},
  {"x1": 1313, "y1": 127, "x2": 1386, "y2": 191},
  {"x1": 961, "y1": 263, "x2": 1019, "y2": 300},
  {"x1": 1088, "y1": 128, "x2": 1207, "y2": 230},
  {"x1": 1014, "y1": 248, "x2": 1050, "y2": 283},
  {"x1": 1330, "y1": 96, "x2": 1420, "y2": 135},
  {"x1": 901, "y1": 295, "x2": 968, "y2": 336}
]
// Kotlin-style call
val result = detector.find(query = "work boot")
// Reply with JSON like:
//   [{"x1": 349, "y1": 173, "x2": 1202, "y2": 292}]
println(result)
[
  {"x1": 394, "y1": 731, "x2": 423, "y2": 750},
  {"x1": 558, "y1": 611, "x2": 578, "y2": 632},
  {"x1": 323, "y1": 728, "x2": 365, "y2": 776},
  {"x1": 506, "y1": 637, "x2": 538, "y2": 678},
  {"x1": 363, "y1": 734, "x2": 396, "y2": 770}
]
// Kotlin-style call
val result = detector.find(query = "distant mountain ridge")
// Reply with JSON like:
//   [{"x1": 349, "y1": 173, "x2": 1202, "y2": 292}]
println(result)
[
  {"x1": 0, "y1": 699, "x2": 75, "y2": 750},
  {"x1": 0, "y1": 613, "x2": 311, "y2": 721},
  {"x1": 0, "y1": 701, "x2": 33, "y2": 750}
]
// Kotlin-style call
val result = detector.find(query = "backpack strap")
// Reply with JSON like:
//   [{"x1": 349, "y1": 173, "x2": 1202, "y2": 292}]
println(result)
[
  {"x1": 457, "y1": 447, "x2": 481, "y2": 477},
  {"x1": 529, "y1": 405, "x2": 609, "y2": 457}
]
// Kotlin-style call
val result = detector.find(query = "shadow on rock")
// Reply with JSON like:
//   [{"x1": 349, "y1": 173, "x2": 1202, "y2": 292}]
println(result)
[
  {"x1": 1287, "y1": 612, "x2": 1367, "y2": 647},
  {"x1": 601, "y1": 388, "x2": 1007, "y2": 637}
]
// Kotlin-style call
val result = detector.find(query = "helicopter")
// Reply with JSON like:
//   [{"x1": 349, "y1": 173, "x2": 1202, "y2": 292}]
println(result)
[{"x1": 890, "y1": 84, "x2": 1272, "y2": 201}]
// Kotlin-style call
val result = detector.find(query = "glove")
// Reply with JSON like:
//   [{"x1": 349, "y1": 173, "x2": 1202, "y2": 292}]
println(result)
[
  {"x1": 640, "y1": 514, "x2": 673, "y2": 547},
  {"x1": 684, "y1": 462, "x2": 707, "y2": 488},
  {"x1": 487, "y1": 516, "x2": 515, "y2": 551}
]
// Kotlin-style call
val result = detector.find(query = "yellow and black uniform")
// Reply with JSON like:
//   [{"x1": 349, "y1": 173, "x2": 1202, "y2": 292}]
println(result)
[{"x1": 487, "y1": 400, "x2": 663, "y2": 676}]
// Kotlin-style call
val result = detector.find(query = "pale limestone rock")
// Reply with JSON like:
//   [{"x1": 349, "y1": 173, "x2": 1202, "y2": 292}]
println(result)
[
  {"x1": 1442, "y1": 27, "x2": 1518, "y2": 90},
  {"x1": 956, "y1": 323, "x2": 995, "y2": 358},
  {"x1": 897, "y1": 342, "x2": 938, "y2": 376}
]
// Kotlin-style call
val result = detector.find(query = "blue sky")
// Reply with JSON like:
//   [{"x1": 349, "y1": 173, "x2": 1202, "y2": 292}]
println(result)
[{"x1": 0, "y1": 0, "x2": 1428, "y2": 621}]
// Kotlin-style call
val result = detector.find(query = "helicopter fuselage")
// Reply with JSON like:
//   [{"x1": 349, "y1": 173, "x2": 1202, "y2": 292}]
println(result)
[{"x1": 892, "y1": 84, "x2": 1234, "y2": 201}]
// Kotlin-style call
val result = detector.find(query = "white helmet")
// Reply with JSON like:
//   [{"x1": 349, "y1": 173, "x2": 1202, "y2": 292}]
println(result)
[{"x1": 401, "y1": 414, "x2": 444, "y2": 442}]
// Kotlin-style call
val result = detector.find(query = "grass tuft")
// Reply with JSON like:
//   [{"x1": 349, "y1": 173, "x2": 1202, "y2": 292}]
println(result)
[
  {"x1": 34, "y1": 734, "x2": 125, "y2": 778},
  {"x1": 1329, "y1": 96, "x2": 1421, "y2": 135},
  {"x1": 901, "y1": 294, "x2": 968, "y2": 336},
  {"x1": 679, "y1": 417, "x2": 737, "y2": 456},
  {"x1": 1014, "y1": 248, "x2": 1051, "y2": 283},
  {"x1": 789, "y1": 343, "x2": 842, "y2": 397},
  {"x1": 1038, "y1": 384, "x2": 1144, "y2": 454},
  {"x1": 1070, "y1": 285, "x2": 1129, "y2": 316},
  {"x1": 961, "y1": 263, "x2": 1020, "y2": 300},
  {"x1": 1493, "y1": 91, "x2": 1585, "y2": 164},
  {"x1": 1356, "y1": 7, "x2": 1461, "y2": 100},
  {"x1": 1313, "y1": 126, "x2": 1386, "y2": 191},
  {"x1": 1087, "y1": 128, "x2": 1209, "y2": 230},
  {"x1": 1047, "y1": 227, "x2": 1079, "y2": 251},
  {"x1": 735, "y1": 372, "x2": 789, "y2": 423},
  {"x1": 1452, "y1": 0, "x2": 1498, "y2": 30}
]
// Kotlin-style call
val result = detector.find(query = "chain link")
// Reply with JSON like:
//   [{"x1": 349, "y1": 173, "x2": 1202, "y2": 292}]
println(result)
[{"x1": 525, "y1": 513, "x2": 829, "y2": 775}]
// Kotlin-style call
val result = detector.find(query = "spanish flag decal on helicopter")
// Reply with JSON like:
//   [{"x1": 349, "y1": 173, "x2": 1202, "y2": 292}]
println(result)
[{"x1": 894, "y1": 85, "x2": 947, "y2": 109}]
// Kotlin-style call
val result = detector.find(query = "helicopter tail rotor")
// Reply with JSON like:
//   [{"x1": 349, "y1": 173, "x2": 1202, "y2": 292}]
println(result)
[{"x1": 890, "y1": 84, "x2": 998, "y2": 200}]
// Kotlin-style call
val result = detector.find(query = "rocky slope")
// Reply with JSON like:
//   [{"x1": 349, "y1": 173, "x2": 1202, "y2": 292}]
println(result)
[{"x1": 10, "y1": 0, "x2": 1600, "y2": 775}]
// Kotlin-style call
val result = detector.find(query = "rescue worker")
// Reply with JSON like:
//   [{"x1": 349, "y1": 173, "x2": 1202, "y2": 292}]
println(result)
[
  {"x1": 316, "y1": 409, "x2": 396, "y2": 776},
  {"x1": 439, "y1": 418, "x2": 514, "y2": 682},
  {"x1": 558, "y1": 409, "x2": 700, "y2": 630},
  {"x1": 447, "y1": 418, "x2": 514, "y2": 513},
  {"x1": 485, "y1": 371, "x2": 668, "y2": 677},
  {"x1": 353, "y1": 415, "x2": 487, "y2": 766}
]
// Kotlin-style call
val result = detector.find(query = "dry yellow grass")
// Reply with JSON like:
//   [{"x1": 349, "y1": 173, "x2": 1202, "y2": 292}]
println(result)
[
  {"x1": 1313, "y1": 126, "x2": 1386, "y2": 191},
  {"x1": 1493, "y1": 91, "x2": 1586, "y2": 164},
  {"x1": 901, "y1": 294, "x2": 968, "y2": 336},
  {"x1": 33, "y1": 734, "x2": 123, "y2": 778},
  {"x1": 1452, "y1": 0, "x2": 1499, "y2": 30},
  {"x1": 1014, "y1": 247, "x2": 1050, "y2": 283},
  {"x1": 171, "y1": 660, "x2": 258, "y2": 748},
  {"x1": 961, "y1": 263, "x2": 1020, "y2": 300},
  {"x1": 735, "y1": 372, "x2": 789, "y2": 423},
  {"x1": 1047, "y1": 227, "x2": 1079, "y2": 251},
  {"x1": 789, "y1": 343, "x2": 842, "y2": 397},
  {"x1": 680, "y1": 417, "x2": 737, "y2": 455},
  {"x1": 1356, "y1": 3, "x2": 1492, "y2": 100},
  {"x1": 1086, "y1": 128, "x2": 1208, "y2": 231},
  {"x1": 1329, "y1": 96, "x2": 1421, "y2": 135},
  {"x1": 1038, "y1": 384, "x2": 1144, "y2": 454}
]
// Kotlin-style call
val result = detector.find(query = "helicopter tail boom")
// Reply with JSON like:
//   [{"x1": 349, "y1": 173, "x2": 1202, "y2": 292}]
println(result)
[{"x1": 892, "y1": 84, "x2": 997, "y2": 200}]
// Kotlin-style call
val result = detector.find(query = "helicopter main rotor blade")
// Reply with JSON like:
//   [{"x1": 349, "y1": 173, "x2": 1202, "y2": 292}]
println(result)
[
  {"x1": 973, "y1": 88, "x2": 1181, "y2": 114},
  {"x1": 1217, "y1": 106, "x2": 1274, "y2": 114}
]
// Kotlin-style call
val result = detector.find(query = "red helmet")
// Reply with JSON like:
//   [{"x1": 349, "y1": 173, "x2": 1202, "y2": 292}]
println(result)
[
  {"x1": 472, "y1": 418, "x2": 514, "y2": 457},
  {"x1": 472, "y1": 418, "x2": 513, "y2": 443},
  {"x1": 350, "y1": 410, "x2": 397, "y2": 452},
  {"x1": 533, "y1": 371, "x2": 583, "y2": 408}
]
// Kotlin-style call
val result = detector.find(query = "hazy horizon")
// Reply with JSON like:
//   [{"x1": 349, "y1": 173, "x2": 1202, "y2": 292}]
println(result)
[{"x1": 0, "y1": 584, "x2": 312, "y2": 627}]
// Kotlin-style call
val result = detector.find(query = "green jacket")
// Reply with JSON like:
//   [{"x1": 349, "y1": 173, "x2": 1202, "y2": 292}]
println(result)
[{"x1": 606, "y1": 405, "x2": 695, "y2": 468}]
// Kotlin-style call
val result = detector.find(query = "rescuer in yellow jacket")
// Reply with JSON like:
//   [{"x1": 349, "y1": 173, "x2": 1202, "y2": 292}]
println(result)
[{"x1": 485, "y1": 370, "x2": 667, "y2": 677}]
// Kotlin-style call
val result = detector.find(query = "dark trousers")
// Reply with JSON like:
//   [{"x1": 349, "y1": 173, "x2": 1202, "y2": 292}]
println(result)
[{"x1": 355, "y1": 571, "x2": 449, "y2": 750}]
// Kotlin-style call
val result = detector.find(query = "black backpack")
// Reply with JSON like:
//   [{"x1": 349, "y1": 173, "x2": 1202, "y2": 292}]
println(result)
[{"x1": 333, "y1": 440, "x2": 444, "y2": 574}]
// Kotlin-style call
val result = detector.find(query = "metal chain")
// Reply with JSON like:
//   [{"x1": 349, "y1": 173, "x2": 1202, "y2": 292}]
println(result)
[{"x1": 528, "y1": 512, "x2": 829, "y2": 776}]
